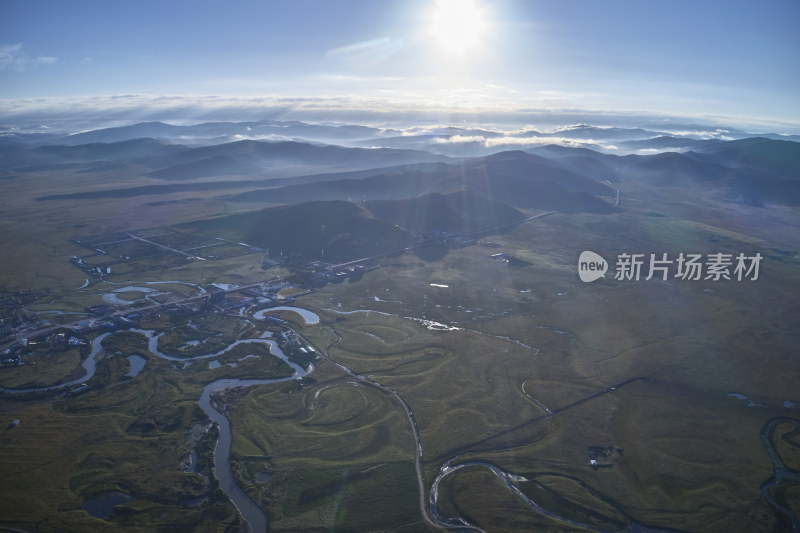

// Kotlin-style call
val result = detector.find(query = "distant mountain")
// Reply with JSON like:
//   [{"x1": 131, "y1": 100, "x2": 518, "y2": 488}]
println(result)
[
  {"x1": 62, "y1": 121, "x2": 183, "y2": 144},
  {"x1": 146, "y1": 154, "x2": 267, "y2": 180},
  {"x1": 468, "y1": 150, "x2": 613, "y2": 195},
  {"x1": 753, "y1": 133, "x2": 800, "y2": 143},
  {"x1": 528, "y1": 124, "x2": 661, "y2": 141},
  {"x1": 614, "y1": 151, "x2": 733, "y2": 186},
  {"x1": 596, "y1": 137, "x2": 800, "y2": 205},
  {"x1": 145, "y1": 139, "x2": 450, "y2": 180},
  {"x1": 527, "y1": 145, "x2": 619, "y2": 183},
  {"x1": 692, "y1": 137, "x2": 800, "y2": 180},
  {"x1": 179, "y1": 190, "x2": 532, "y2": 262},
  {"x1": 368, "y1": 190, "x2": 526, "y2": 234},
  {"x1": 179, "y1": 200, "x2": 413, "y2": 262},
  {"x1": 0, "y1": 132, "x2": 62, "y2": 145},
  {"x1": 57, "y1": 119, "x2": 392, "y2": 145},
  {"x1": 616, "y1": 136, "x2": 712, "y2": 151},
  {"x1": 0, "y1": 137, "x2": 188, "y2": 168},
  {"x1": 34, "y1": 138, "x2": 188, "y2": 162},
  {"x1": 168, "y1": 149, "x2": 621, "y2": 262},
  {"x1": 225, "y1": 149, "x2": 615, "y2": 212},
  {"x1": 20, "y1": 125, "x2": 800, "y2": 212}
]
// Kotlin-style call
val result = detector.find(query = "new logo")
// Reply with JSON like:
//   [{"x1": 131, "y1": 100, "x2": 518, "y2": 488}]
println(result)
[{"x1": 578, "y1": 251, "x2": 608, "y2": 282}]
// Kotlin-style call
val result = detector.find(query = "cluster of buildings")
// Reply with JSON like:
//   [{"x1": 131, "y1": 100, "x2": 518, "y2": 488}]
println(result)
[
  {"x1": 0, "y1": 288, "x2": 63, "y2": 352},
  {"x1": 588, "y1": 445, "x2": 623, "y2": 469},
  {"x1": 1, "y1": 345, "x2": 22, "y2": 367},
  {"x1": 1, "y1": 329, "x2": 90, "y2": 369},
  {"x1": 295, "y1": 261, "x2": 374, "y2": 285},
  {"x1": 71, "y1": 256, "x2": 112, "y2": 279},
  {"x1": 418, "y1": 230, "x2": 477, "y2": 248},
  {"x1": 276, "y1": 329, "x2": 316, "y2": 368},
  {"x1": 207, "y1": 281, "x2": 292, "y2": 313}
]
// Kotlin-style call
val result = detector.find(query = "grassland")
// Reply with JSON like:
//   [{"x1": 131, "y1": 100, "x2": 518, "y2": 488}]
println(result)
[
  {"x1": 1, "y1": 160, "x2": 799, "y2": 531},
  {"x1": 0, "y1": 318, "x2": 294, "y2": 531},
  {"x1": 221, "y1": 183, "x2": 800, "y2": 531},
  {"x1": 0, "y1": 344, "x2": 88, "y2": 388},
  {"x1": 221, "y1": 362, "x2": 429, "y2": 531},
  {"x1": 0, "y1": 331, "x2": 242, "y2": 531}
]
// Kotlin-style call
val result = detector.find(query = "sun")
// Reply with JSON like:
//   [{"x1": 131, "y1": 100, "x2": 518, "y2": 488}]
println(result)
[{"x1": 427, "y1": 0, "x2": 488, "y2": 57}]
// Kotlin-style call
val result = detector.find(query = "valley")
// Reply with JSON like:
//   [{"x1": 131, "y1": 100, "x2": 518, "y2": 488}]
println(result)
[{"x1": 0, "y1": 120, "x2": 799, "y2": 532}]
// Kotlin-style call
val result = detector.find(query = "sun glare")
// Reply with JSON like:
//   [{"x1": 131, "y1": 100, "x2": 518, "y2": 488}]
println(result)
[{"x1": 427, "y1": 0, "x2": 488, "y2": 57}]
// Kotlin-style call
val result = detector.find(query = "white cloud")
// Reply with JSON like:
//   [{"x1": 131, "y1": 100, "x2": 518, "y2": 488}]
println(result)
[
  {"x1": 433, "y1": 133, "x2": 622, "y2": 151},
  {"x1": 434, "y1": 135, "x2": 486, "y2": 143},
  {"x1": 0, "y1": 43, "x2": 58, "y2": 70},
  {"x1": 0, "y1": 94, "x2": 797, "y2": 136},
  {"x1": 0, "y1": 43, "x2": 24, "y2": 69},
  {"x1": 669, "y1": 129, "x2": 734, "y2": 140}
]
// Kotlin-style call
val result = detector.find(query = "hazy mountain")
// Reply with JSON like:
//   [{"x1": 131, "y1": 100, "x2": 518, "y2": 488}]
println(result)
[
  {"x1": 224, "y1": 149, "x2": 615, "y2": 212},
  {"x1": 616, "y1": 136, "x2": 712, "y2": 151},
  {"x1": 146, "y1": 154, "x2": 268, "y2": 180},
  {"x1": 368, "y1": 190, "x2": 526, "y2": 234},
  {"x1": 0, "y1": 132, "x2": 63, "y2": 145},
  {"x1": 179, "y1": 200, "x2": 414, "y2": 262},
  {"x1": 179, "y1": 189, "x2": 531, "y2": 262},
  {"x1": 526, "y1": 146, "x2": 619, "y2": 183},
  {"x1": 614, "y1": 151, "x2": 733, "y2": 186},
  {"x1": 0, "y1": 137, "x2": 187, "y2": 168},
  {"x1": 145, "y1": 139, "x2": 451, "y2": 180},
  {"x1": 34, "y1": 138, "x2": 188, "y2": 162},
  {"x1": 524, "y1": 124, "x2": 661, "y2": 141},
  {"x1": 15, "y1": 122, "x2": 800, "y2": 210},
  {"x1": 692, "y1": 137, "x2": 800, "y2": 180},
  {"x1": 62, "y1": 121, "x2": 183, "y2": 144},
  {"x1": 468, "y1": 150, "x2": 613, "y2": 195},
  {"x1": 57, "y1": 119, "x2": 392, "y2": 146}
]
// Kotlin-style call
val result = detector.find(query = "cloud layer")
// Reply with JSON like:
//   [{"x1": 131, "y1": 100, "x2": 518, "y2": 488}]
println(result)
[{"x1": 0, "y1": 93, "x2": 797, "y2": 136}]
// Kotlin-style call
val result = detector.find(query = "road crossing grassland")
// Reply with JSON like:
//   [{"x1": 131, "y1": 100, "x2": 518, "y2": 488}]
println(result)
[
  {"x1": 2, "y1": 179, "x2": 799, "y2": 531},
  {"x1": 259, "y1": 203, "x2": 799, "y2": 531}
]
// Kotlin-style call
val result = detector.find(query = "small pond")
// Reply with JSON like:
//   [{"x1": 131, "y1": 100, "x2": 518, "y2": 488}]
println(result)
[
  {"x1": 126, "y1": 355, "x2": 146, "y2": 377},
  {"x1": 83, "y1": 492, "x2": 134, "y2": 520}
]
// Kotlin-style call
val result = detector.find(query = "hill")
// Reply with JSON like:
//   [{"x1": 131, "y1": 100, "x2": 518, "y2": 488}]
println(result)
[
  {"x1": 178, "y1": 200, "x2": 414, "y2": 262},
  {"x1": 225, "y1": 150, "x2": 615, "y2": 213}
]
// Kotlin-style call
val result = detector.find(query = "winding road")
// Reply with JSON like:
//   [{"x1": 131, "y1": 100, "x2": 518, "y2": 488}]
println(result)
[{"x1": 314, "y1": 327, "x2": 448, "y2": 530}]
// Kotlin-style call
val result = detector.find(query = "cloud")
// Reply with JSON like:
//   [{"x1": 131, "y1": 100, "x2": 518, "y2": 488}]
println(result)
[
  {"x1": 435, "y1": 133, "x2": 609, "y2": 149},
  {"x1": 0, "y1": 43, "x2": 58, "y2": 70},
  {"x1": 0, "y1": 94, "x2": 797, "y2": 136},
  {"x1": 669, "y1": 129, "x2": 734, "y2": 140},
  {"x1": 325, "y1": 37, "x2": 403, "y2": 68},
  {"x1": 435, "y1": 135, "x2": 486, "y2": 143}
]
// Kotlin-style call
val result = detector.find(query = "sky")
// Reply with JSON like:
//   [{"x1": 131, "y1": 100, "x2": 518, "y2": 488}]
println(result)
[{"x1": 1, "y1": 0, "x2": 799, "y2": 131}]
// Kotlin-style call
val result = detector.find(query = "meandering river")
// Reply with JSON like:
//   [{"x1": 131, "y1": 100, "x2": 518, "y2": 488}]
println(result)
[
  {"x1": 1, "y1": 324, "x2": 311, "y2": 532},
  {"x1": 4, "y1": 306, "x2": 794, "y2": 532},
  {"x1": 0, "y1": 332, "x2": 111, "y2": 394}
]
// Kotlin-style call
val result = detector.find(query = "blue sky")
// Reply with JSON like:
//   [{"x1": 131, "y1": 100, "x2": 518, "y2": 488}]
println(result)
[{"x1": 1, "y1": 0, "x2": 798, "y2": 130}]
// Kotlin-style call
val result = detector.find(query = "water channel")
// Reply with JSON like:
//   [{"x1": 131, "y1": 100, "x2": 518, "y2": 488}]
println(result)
[
  {"x1": 3, "y1": 305, "x2": 796, "y2": 532},
  {"x1": 0, "y1": 332, "x2": 111, "y2": 394},
  {"x1": 1, "y1": 323, "x2": 311, "y2": 532}
]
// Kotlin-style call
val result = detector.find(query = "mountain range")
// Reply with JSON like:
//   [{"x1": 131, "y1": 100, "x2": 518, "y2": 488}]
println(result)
[{"x1": 4, "y1": 119, "x2": 798, "y2": 261}]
